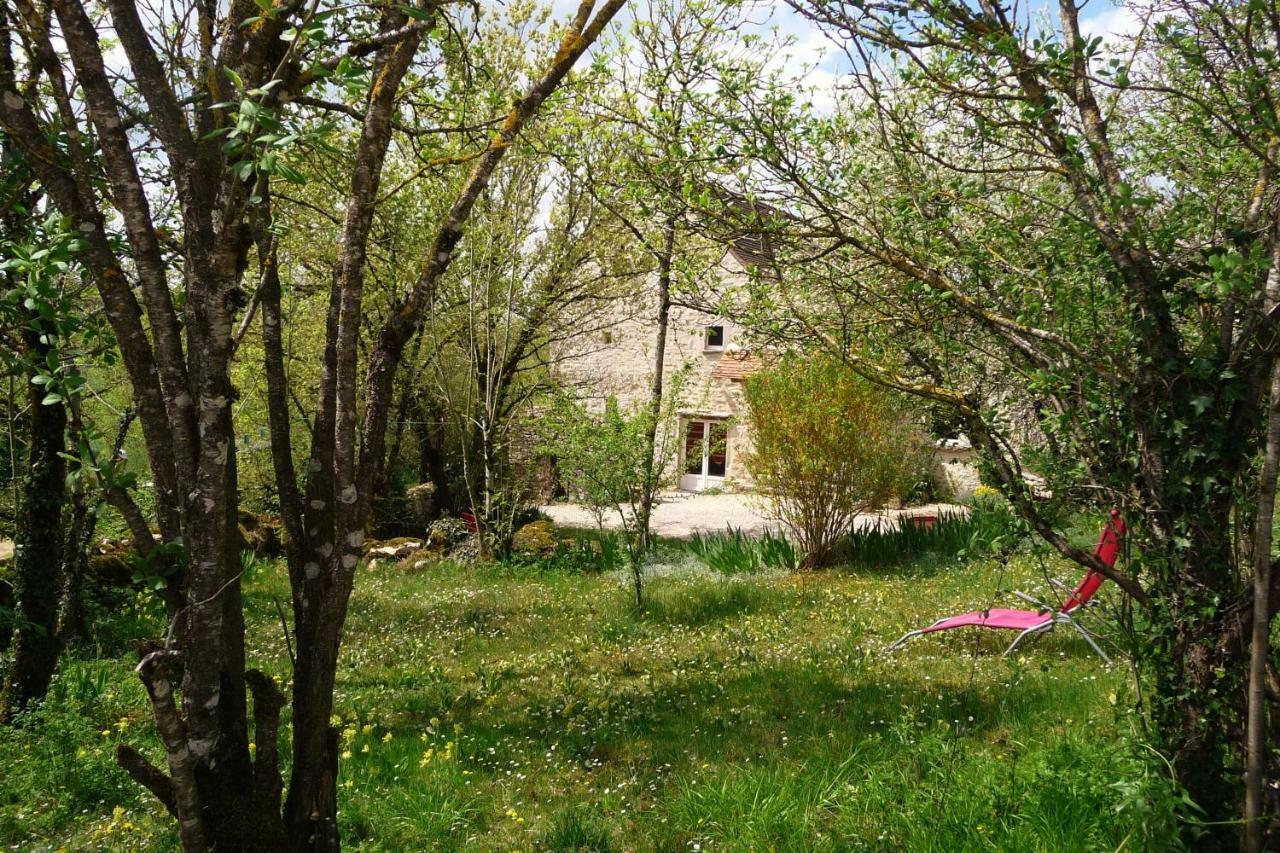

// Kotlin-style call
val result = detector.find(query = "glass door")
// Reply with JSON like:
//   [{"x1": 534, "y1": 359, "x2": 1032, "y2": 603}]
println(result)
[{"x1": 680, "y1": 419, "x2": 728, "y2": 491}]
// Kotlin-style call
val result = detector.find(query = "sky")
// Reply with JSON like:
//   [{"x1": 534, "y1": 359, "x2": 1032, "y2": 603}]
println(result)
[{"x1": 544, "y1": 0, "x2": 1145, "y2": 113}]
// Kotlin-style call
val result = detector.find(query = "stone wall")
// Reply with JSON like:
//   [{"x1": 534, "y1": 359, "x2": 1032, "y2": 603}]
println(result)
[{"x1": 557, "y1": 252, "x2": 757, "y2": 490}]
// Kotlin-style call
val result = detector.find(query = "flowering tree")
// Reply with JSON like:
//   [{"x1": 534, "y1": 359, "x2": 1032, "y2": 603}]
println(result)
[{"x1": 744, "y1": 355, "x2": 923, "y2": 567}]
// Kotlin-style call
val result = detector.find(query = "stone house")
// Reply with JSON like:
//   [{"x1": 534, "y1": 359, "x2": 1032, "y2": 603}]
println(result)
[
  {"x1": 557, "y1": 237, "x2": 767, "y2": 492},
  {"x1": 558, "y1": 224, "x2": 985, "y2": 500}
]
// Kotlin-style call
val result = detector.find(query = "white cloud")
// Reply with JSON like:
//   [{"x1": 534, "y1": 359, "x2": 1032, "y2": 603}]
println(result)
[{"x1": 1080, "y1": 0, "x2": 1145, "y2": 46}]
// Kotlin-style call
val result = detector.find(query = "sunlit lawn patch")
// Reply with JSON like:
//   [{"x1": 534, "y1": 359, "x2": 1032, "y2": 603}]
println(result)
[{"x1": 1, "y1": 551, "x2": 1178, "y2": 850}]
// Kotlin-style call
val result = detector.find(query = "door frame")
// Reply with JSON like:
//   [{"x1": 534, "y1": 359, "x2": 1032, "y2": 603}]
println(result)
[{"x1": 680, "y1": 417, "x2": 728, "y2": 491}]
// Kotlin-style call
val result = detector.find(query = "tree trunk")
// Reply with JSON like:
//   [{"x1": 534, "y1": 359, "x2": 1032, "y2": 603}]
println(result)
[
  {"x1": 637, "y1": 214, "x2": 676, "y2": 551},
  {"x1": 56, "y1": 478, "x2": 95, "y2": 644},
  {"x1": 1, "y1": 334, "x2": 67, "y2": 722},
  {"x1": 415, "y1": 397, "x2": 452, "y2": 520},
  {"x1": 1146, "y1": 520, "x2": 1248, "y2": 850}
]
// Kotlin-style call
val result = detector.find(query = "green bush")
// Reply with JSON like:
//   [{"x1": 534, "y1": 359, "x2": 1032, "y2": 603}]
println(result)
[
  {"x1": 503, "y1": 529, "x2": 628, "y2": 575},
  {"x1": 743, "y1": 355, "x2": 927, "y2": 568}
]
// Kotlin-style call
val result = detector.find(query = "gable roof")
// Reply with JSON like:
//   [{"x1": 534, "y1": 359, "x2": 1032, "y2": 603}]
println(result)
[{"x1": 702, "y1": 186, "x2": 785, "y2": 271}]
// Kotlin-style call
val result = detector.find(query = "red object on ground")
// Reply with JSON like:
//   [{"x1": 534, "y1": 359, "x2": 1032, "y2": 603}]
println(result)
[
  {"x1": 887, "y1": 509, "x2": 1126, "y2": 663},
  {"x1": 909, "y1": 515, "x2": 938, "y2": 530},
  {"x1": 461, "y1": 511, "x2": 478, "y2": 534}
]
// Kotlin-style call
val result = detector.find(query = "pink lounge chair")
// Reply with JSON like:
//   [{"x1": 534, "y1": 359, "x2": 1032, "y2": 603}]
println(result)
[{"x1": 887, "y1": 510, "x2": 1126, "y2": 664}]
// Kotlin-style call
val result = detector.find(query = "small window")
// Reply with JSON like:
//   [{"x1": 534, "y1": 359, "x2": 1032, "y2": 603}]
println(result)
[{"x1": 704, "y1": 325, "x2": 725, "y2": 350}]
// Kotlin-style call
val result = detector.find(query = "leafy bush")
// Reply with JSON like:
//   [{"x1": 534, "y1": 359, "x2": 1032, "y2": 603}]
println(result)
[
  {"x1": 501, "y1": 525, "x2": 627, "y2": 571},
  {"x1": 424, "y1": 516, "x2": 470, "y2": 553},
  {"x1": 743, "y1": 355, "x2": 927, "y2": 568},
  {"x1": 539, "y1": 386, "x2": 686, "y2": 608},
  {"x1": 681, "y1": 527, "x2": 799, "y2": 574},
  {"x1": 512, "y1": 520, "x2": 559, "y2": 557}
]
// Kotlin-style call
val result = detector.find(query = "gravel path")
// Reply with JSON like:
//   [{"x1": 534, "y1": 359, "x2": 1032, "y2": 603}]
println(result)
[{"x1": 541, "y1": 491, "x2": 964, "y2": 539}]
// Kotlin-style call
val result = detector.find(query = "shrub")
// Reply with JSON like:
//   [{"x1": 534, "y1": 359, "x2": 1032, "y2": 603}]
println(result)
[
  {"x1": 504, "y1": 530, "x2": 627, "y2": 574},
  {"x1": 512, "y1": 520, "x2": 558, "y2": 557},
  {"x1": 743, "y1": 355, "x2": 926, "y2": 567},
  {"x1": 539, "y1": 386, "x2": 686, "y2": 609},
  {"x1": 423, "y1": 517, "x2": 470, "y2": 554}
]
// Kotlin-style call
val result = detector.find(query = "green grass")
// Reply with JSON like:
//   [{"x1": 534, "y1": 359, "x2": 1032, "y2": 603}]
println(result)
[{"x1": 0, "y1": 550, "x2": 1185, "y2": 850}]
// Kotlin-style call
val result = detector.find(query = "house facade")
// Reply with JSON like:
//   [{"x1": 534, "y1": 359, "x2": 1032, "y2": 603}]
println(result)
[{"x1": 558, "y1": 246, "x2": 764, "y2": 492}]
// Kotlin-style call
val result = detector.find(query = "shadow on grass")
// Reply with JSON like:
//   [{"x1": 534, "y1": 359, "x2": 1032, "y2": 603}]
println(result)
[{"x1": 632, "y1": 577, "x2": 770, "y2": 626}]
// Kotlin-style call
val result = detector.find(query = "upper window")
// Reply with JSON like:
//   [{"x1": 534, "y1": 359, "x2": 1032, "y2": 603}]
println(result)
[{"x1": 704, "y1": 325, "x2": 725, "y2": 350}]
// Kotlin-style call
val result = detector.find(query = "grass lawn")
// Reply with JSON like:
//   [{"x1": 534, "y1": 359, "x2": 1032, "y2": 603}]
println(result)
[{"x1": 0, "y1": 547, "x2": 1182, "y2": 851}]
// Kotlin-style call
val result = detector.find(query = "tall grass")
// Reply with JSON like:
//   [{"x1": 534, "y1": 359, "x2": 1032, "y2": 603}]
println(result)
[
  {"x1": 681, "y1": 526, "x2": 800, "y2": 574},
  {"x1": 841, "y1": 504, "x2": 1018, "y2": 570}
]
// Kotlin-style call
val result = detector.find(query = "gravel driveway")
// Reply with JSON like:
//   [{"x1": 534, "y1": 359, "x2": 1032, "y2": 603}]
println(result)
[{"x1": 541, "y1": 491, "x2": 964, "y2": 539}]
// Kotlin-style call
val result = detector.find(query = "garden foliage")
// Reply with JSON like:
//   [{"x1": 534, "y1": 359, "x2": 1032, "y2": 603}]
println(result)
[{"x1": 743, "y1": 355, "x2": 926, "y2": 567}]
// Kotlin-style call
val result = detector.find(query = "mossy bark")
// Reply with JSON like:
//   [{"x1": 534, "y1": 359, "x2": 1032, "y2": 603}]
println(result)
[{"x1": 1, "y1": 351, "x2": 67, "y2": 722}]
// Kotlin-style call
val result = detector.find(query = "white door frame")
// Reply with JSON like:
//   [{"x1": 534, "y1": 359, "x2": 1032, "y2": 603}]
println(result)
[{"x1": 680, "y1": 418, "x2": 728, "y2": 491}]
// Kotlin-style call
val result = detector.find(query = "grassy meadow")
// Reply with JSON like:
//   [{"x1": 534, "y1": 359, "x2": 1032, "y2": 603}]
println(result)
[{"x1": 1, "y1": 536, "x2": 1185, "y2": 851}]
